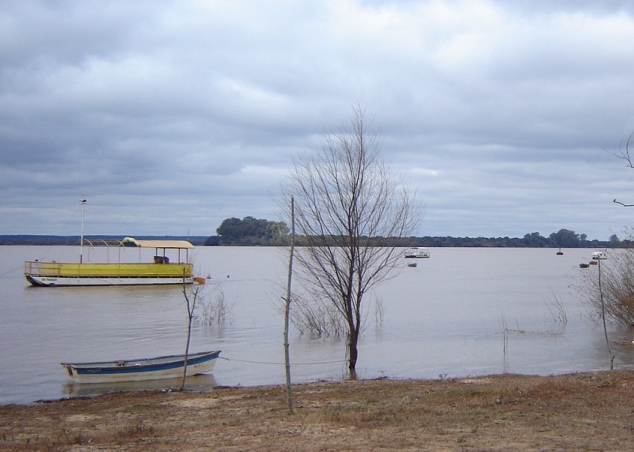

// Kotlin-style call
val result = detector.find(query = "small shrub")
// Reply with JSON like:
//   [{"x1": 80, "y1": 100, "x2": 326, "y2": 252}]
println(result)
[
  {"x1": 197, "y1": 283, "x2": 232, "y2": 327},
  {"x1": 579, "y1": 248, "x2": 634, "y2": 325}
]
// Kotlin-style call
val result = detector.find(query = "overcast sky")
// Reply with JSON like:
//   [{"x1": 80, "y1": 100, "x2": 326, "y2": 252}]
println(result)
[{"x1": 3, "y1": 0, "x2": 634, "y2": 240}]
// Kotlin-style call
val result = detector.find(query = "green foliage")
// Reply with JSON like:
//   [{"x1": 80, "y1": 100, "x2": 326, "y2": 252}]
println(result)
[
  {"x1": 202, "y1": 226, "x2": 619, "y2": 247},
  {"x1": 523, "y1": 232, "x2": 551, "y2": 247},
  {"x1": 214, "y1": 216, "x2": 289, "y2": 246},
  {"x1": 549, "y1": 229, "x2": 581, "y2": 247},
  {"x1": 408, "y1": 229, "x2": 615, "y2": 248},
  {"x1": 0, "y1": 228, "x2": 617, "y2": 248}
]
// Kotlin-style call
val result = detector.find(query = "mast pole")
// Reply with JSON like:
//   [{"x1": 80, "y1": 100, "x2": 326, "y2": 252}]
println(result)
[{"x1": 80, "y1": 196, "x2": 87, "y2": 263}]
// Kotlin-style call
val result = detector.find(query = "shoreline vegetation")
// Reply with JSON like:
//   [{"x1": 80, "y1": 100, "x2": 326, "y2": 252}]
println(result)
[
  {"x1": 0, "y1": 229, "x2": 623, "y2": 248},
  {"x1": 2, "y1": 371, "x2": 634, "y2": 450}
]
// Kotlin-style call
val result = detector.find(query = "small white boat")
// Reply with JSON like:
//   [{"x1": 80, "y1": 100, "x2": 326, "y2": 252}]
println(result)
[
  {"x1": 592, "y1": 251, "x2": 607, "y2": 260},
  {"x1": 61, "y1": 350, "x2": 221, "y2": 384},
  {"x1": 404, "y1": 247, "x2": 430, "y2": 258}
]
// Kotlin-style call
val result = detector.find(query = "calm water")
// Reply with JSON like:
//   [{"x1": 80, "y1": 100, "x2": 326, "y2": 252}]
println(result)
[{"x1": 1, "y1": 245, "x2": 631, "y2": 405}]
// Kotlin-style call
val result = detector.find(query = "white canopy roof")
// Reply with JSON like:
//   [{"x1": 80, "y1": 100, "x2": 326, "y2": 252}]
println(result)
[{"x1": 121, "y1": 237, "x2": 194, "y2": 249}]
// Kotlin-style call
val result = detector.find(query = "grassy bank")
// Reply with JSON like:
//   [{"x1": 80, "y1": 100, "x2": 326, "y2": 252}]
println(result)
[{"x1": 2, "y1": 371, "x2": 633, "y2": 450}]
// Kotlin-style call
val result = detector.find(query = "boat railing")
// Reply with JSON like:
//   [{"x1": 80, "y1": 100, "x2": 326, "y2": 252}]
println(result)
[
  {"x1": 24, "y1": 261, "x2": 193, "y2": 277},
  {"x1": 24, "y1": 261, "x2": 61, "y2": 276}
]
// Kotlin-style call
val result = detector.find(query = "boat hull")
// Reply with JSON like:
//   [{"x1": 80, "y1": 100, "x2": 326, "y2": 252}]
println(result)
[
  {"x1": 26, "y1": 274, "x2": 193, "y2": 287},
  {"x1": 61, "y1": 351, "x2": 220, "y2": 384}
]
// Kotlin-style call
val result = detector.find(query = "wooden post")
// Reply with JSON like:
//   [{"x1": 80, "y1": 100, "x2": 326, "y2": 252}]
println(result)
[
  {"x1": 181, "y1": 270, "x2": 195, "y2": 390},
  {"x1": 284, "y1": 196, "x2": 295, "y2": 414},
  {"x1": 598, "y1": 258, "x2": 615, "y2": 369}
]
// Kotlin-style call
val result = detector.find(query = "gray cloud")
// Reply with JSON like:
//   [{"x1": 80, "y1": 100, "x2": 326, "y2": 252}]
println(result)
[{"x1": 2, "y1": 0, "x2": 634, "y2": 239}]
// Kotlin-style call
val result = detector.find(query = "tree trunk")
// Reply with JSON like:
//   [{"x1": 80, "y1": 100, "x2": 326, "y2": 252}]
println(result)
[{"x1": 347, "y1": 329, "x2": 359, "y2": 376}]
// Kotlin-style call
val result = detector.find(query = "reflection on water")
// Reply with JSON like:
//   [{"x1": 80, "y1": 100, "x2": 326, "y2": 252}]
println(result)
[
  {"x1": 61, "y1": 374, "x2": 217, "y2": 399},
  {"x1": 1, "y1": 246, "x2": 633, "y2": 405}
]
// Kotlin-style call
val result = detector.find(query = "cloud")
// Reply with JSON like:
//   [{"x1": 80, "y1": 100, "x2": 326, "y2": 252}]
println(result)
[{"x1": 2, "y1": 0, "x2": 634, "y2": 239}]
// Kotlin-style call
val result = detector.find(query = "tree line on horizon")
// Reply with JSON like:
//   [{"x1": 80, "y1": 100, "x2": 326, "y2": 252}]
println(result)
[
  {"x1": 0, "y1": 220, "x2": 623, "y2": 248},
  {"x1": 202, "y1": 216, "x2": 623, "y2": 248}
]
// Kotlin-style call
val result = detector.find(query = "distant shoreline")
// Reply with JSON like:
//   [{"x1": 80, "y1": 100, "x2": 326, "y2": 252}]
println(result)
[
  {"x1": 0, "y1": 234, "x2": 617, "y2": 248},
  {"x1": 0, "y1": 235, "x2": 209, "y2": 246}
]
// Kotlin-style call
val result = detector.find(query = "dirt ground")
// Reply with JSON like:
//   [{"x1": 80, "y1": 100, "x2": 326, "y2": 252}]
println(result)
[{"x1": 2, "y1": 371, "x2": 634, "y2": 451}]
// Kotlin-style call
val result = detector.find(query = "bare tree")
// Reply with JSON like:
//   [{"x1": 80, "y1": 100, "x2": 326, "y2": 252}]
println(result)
[
  {"x1": 613, "y1": 131, "x2": 634, "y2": 207},
  {"x1": 282, "y1": 106, "x2": 420, "y2": 374},
  {"x1": 180, "y1": 278, "x2": 203, "y2": 391}
]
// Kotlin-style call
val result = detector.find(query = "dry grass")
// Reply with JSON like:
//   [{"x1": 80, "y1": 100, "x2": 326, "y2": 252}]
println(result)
[{"x1": 2, "y1": 372, "x2": 634, "y2": 450}]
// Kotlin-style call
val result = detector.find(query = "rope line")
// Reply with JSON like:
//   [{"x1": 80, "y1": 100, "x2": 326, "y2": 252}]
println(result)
[
  {"x1": 0, "y1": 265, "x2": 24, "y2": 278},
  {"x1": 218, "y1": 356, "x2": 346, "y2": 366}
]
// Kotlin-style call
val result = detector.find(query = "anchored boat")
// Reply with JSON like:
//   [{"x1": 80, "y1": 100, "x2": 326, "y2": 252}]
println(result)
[
  {"x1": 61, "y1": 350, "x2": 221, "y2": 384},
  {"x1": 404, "y1": 247, "x2": 430, "y2": 258},
  {"x1": 24, "y1": 237, "x2": 195, "y2": 287},
  {"x1": 24, "y1": 197, "x2": 197, "y2": 287}
]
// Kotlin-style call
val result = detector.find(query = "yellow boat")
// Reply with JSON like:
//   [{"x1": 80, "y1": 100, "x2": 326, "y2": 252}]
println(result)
[{"x1": 24, "y1": 237, "x2": 195, "y2": 287}]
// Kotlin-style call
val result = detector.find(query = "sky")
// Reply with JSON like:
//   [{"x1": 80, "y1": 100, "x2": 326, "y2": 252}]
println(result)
[{"x1": 3, "y1": 0, "x2": 634, "y2": 241}]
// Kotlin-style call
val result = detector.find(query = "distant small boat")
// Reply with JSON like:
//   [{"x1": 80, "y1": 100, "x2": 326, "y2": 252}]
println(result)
[
  {"x1": 61, "y1": 350, "x2": 221, "y2": 384},
  {"x1": 592, "y1": 251, "x2": 607, "y2": 260},
  {"x1": 407, "y1": 262, "x2": 417, "y2": 267},
  {"x1": 404, "y1": 247, "x2": 430, "y2": 258},
  {"x1": 556, "y1": 249, "x2": 563, "y2": 255},
  {"x1": 579, "y1": 263, "x2": 590, "y2": 268}
]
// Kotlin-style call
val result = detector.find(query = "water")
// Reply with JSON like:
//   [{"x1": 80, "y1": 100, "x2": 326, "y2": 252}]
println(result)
[{"x1": 0, "y1": 245, "x2": 629, "y2": 405}]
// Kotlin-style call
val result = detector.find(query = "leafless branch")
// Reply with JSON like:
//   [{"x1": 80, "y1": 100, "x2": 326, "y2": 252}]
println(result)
[
  {"x1": 614, "y1": 199, "x2": 634, "y2": 207},
  {"x1": 611, "y1": 131, "x2": 634, "y2": 168},
  {"x1": 611, "y1": 132, "x2": 634, "y2": 207}
]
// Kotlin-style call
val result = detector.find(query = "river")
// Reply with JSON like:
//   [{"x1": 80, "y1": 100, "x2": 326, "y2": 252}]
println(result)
[{"x1": 0, "y1": 245, "x2": 630, "y2": 405}]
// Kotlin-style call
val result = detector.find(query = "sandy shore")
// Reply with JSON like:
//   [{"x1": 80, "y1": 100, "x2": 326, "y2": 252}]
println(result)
[{"x1": 2, "y1": 371, "x2": 634, "y2": 450}]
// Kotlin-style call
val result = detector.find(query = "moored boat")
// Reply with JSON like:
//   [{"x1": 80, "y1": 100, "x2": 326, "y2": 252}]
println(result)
[
  {"x1": 24, "y1": 237, "x2": 195, "y2": 287},
  {"x1": 404, "y1": 247, "x2": 430, "y2": 258},
  {"x1": 61, "y1": 350, "x2": 221, "y2": 384},
  {"x1": 24, "y1": 198, "x2": 197, "y2": 287}
]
